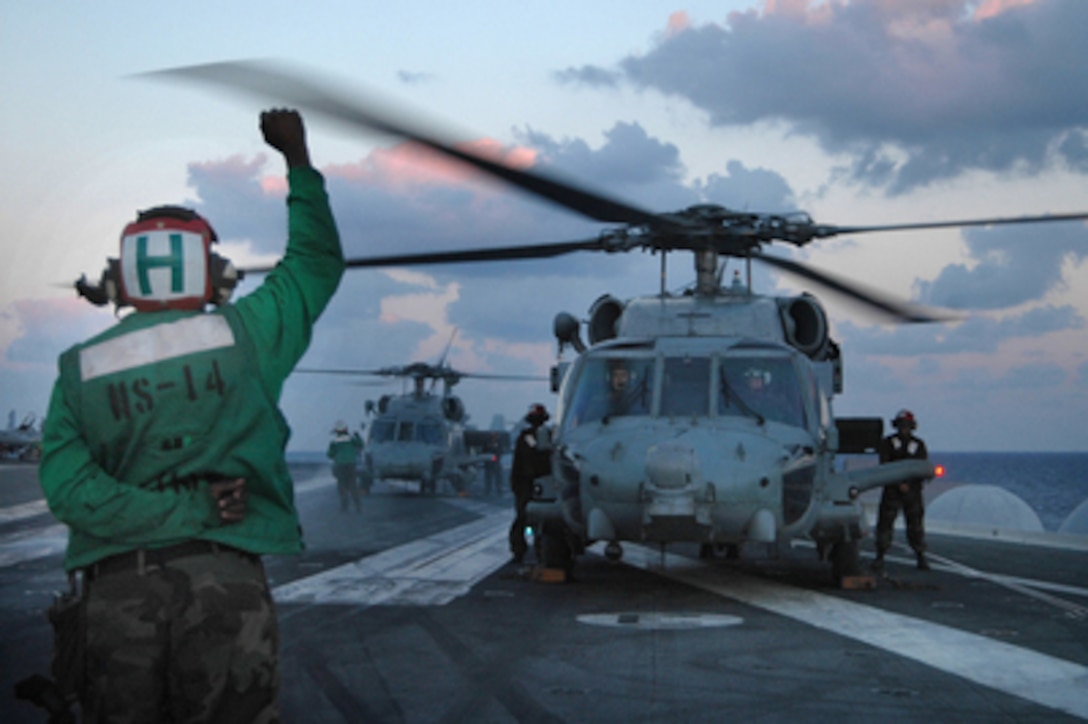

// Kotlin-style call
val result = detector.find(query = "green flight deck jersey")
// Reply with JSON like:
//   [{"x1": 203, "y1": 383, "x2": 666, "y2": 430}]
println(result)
[
  {"x1": 327, "y1": 432, "x2": 363, "y2": 465},
  {"x1": 40, "y1": 167, "x2": 345, "y2": 571}
]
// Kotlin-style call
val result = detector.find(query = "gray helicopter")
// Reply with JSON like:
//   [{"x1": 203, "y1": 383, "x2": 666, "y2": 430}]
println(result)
[
  {"x1": 300, "y1": 357, "x2": 534, "y2": 495},
  {"x1": 0, "y1": 410, "x2": 41, "y2": 462},
  {"x1": 150, "y1": 61, "x2": 1088, "y2": 580}
]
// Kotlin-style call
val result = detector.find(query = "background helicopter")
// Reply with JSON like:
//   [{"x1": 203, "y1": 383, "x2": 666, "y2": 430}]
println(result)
[
  {"x1": 0, "y1": 411, "x2": 41, "y2": 462},
  {"x1": 151, "y1": 61, "x2": 1088, "y2": 581},
  {"x1": 300, "y1": 338, "x2": 539, "y2": 495}
]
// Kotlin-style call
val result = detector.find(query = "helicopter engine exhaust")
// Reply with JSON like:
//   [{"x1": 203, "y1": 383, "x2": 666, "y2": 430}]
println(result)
[
  {"x1": 442, "y1": 395, "x2": 465, "y2": 422},
  {"x1": 778, "y1": 295, "x2": 829, "y2": 360},
  {"x1": 553, "y1": 312, "x2": 586, "y2": 353},
  {"x1": 588, "y1": 295, "x2": 624, "y2": 345}
]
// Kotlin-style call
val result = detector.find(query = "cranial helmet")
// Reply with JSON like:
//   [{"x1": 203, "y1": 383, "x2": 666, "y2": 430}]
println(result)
[
  {"x1": 76, "y1": 206, "x2": 240, "y2": 311},
  {"x1": 117, "y1": 206, "x2": 227, "y2": 311},
  {"x1": 892, "y1": 409, "x2": 917, "y2": 429},
  {"x1": 525, "y1": 403, "x2": 550, "y2": 426}
]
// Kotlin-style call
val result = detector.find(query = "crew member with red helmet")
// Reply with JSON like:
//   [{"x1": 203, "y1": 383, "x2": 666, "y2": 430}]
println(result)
[
  {"x1": 509, "y1": 403, "x2": 552, "y2": 564},
  {"x1": 39, "y1": 109, "x2": 344, "y2": 721},
  {"x1": 872, "y1": 409, "x2": 931, "y2": 572}
]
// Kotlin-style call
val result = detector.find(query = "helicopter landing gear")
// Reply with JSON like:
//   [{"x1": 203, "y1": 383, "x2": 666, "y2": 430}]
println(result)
[{"x1": 604, "y1": 541, "x2": 624, "y2": 562}]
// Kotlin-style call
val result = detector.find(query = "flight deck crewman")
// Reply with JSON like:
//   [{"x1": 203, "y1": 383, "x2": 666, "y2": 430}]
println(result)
[
  {"x1": 328, "y1": 421, "x2": 365, "y2": 511},
  {"x1": 509, "y1": 403, "x2": 551, "y2": 565},
  {"x1": 872, "y1": 409, "x2": 931, "y2": 572},
  {"x1": 39, "y1": 109, "x2": 344, "y2": 723}
]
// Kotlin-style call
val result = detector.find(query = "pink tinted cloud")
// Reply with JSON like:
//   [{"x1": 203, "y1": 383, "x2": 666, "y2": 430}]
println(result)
[
  {"x1": 761, "y1": 0, "x2": 836, "y2": 23},
  {"x1": 260, "y1": 176, "x2": 288, "y2": 194},
  {"x1": 187, "y1": 153, "x2": 290, "y2": 195},
  {"x1": 666, "y1": 11, "x2": 691, "y2": 37},
  {"x1": 324, "y1": 138, "x2": 537, "y2": 191},
  {"x1": 974, "y1": 0, "x2": 1038, "y2": 21}
]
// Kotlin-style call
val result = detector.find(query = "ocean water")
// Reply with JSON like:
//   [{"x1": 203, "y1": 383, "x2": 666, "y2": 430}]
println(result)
[
  {"x1": 931, "y1": 452, "x2": 1088, "y2": 532},
  {"x1": 287, "y1": 450, "x2": 1088, "y2": 532}
]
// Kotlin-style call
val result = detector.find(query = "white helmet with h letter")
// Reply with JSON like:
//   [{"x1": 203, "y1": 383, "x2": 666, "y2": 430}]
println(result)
[{"x1": 76, "y1": 205, "x2": 239, "y2": 310}]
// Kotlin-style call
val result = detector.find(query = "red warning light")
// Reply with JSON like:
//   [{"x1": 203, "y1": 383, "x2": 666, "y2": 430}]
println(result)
[{"x1": 934, "y1": 464, "x2": 945, "y2": 478}]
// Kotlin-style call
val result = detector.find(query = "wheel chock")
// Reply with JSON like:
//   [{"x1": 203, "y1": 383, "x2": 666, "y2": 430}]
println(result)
[
  {"x1": 840, "y1": 574, "x2": 877, "y2": 590},
  {"x1": 531, "y1": 567, "x2": 567, "y2": 583}
]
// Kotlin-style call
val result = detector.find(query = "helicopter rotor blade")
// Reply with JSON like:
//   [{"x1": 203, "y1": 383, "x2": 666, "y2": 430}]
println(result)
[
  {"x1": 140, "y1": 60, "x2": 671, "y2": 228},
  {"x1": 812, "y1": 212, "x2": 1088, "y2": 240},
  {"x1": 240, "y1": 236, "x2": 613, "y2": 275},
  {"x1": 751, "y1": 252, "x2": 957, "y2": 324},
  {"x1": 457, "y1": 372, "x2": 549, "y2": 382},
  {"x1": 295, "y1": 366, "x2": 545, "y2": 382},
  {"x1": 295, "y1": 368, "x2": 393, "y2": 377}
]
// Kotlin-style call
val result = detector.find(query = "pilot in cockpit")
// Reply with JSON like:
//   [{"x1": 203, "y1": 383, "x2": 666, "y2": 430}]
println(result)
[
  {"x1": 605, "y1": 361, "x2": 632, "y2": 416},
  {"x1": 572, "y1": 358, "x2": 649, "y2": 426},
  {"x1": 739, "y1": 365, "x2": 803, "y2": 427}
]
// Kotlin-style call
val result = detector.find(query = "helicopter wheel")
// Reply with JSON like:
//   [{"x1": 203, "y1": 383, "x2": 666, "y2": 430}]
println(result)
[{"x1": 829, "y1": 538, "x2": 861, "y2": 583}]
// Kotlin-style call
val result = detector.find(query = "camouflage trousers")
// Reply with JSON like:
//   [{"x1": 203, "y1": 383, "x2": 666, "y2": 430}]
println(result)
[
  {"x1": 875, "y1": 483, "x2": 926, "y2": 555},
  {"x1": 81, "y1": 546, "x2": 279, "y2": 724}
]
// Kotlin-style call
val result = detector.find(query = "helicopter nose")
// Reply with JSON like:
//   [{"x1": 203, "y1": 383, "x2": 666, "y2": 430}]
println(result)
[
  {"x1": 645, "y1": 441, "x2": 699, "y2": 489},
  {"x1": 641, "y1": 441, "x2": 714, "y2": 529}
]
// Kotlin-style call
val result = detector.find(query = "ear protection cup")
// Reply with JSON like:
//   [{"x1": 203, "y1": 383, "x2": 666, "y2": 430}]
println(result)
[{"x1": 208, "y1": 253, "x2": 240, "y2": 306}]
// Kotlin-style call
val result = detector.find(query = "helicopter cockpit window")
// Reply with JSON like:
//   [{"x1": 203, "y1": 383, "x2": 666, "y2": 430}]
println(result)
[
  {"x1": 718, "y1": 356, "x2": 806, "y2": 428},
  {"x1": 397, "y1": 421, "x2": 414, "y2": 442},
  {"x1": 566, "y1": 356, "x2": 653, "y2": 429},
  {"x1": 417, "y1": 420, "x2": 445, "y2": 445},
  {"x1": 661, "y1": 357, "x2": 711, "y2": 418},
  {"x1": 370, "y1": 419, "x2": 395, "y2": 443}
]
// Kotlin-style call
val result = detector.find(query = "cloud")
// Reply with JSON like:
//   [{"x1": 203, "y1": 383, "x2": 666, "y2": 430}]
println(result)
[
  {"x1": 185, "y1": 155, "x2": 291, "y2": 256},
  {"x1": 3, "y1": 298, "x2": 115, "y2": 368},
  {"x1": 914, "y1": 218, "x2": 1088, "y2": 308},
  {"x1": 1000, "y1": 361, "x2": 1068, "y2": 389},
  {"x1": 517, "y1": 121, "x2": 688, "y2": 195},
  {"x1": 840, "y1": 303, "x2": 1084, "y2": 355},
  {"x1": 696, "y1": 159, "x2": 798, "y2": 210},
  {"x1": 552, "y1": 65, "x2": 622, "y2": 88},
  {"x1": 1078, "y1": 360, "x2": 1088, "y2": 384},
  {"x1": 616, "y1": 0, "x2": 1088, "y2": 193}
]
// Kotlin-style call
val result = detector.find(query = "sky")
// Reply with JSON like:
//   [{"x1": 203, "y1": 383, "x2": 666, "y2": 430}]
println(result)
[{"x1": 2, "y1": 0, "x2": 1087, "y2": 452}]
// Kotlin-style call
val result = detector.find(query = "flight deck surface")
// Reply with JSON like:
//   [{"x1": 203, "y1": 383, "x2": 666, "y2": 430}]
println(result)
[{"x1": 2, "y1": 462, "x2": 1085, "y2": 722}]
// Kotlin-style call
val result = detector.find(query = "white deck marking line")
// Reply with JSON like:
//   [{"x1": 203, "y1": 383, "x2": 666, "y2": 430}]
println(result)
[
  {"x1": 926, "y1": 550, "x2": 1088, "y2": 620},
  {"x1": 619, "y1": 543, "x2": 1088, "y2": 721},
  {"x1": 0, "y1": 499, "x2": 50, "y2": 524},
  {"x1": 800, "y1": 538, "x2": 1088, "y2": 606},
  {"x1": 272, "y1": 508, "x2": 511, "y2": 606},
  {"x1": 0, "y1": 524, "x2": 68, "y2": 567}
]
